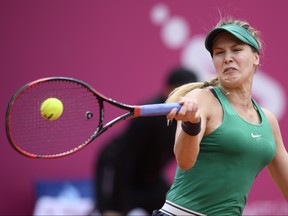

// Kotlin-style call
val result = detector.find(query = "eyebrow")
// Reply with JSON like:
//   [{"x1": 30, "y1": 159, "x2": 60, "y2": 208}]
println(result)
[{"x1": 213, "y1": 43, "x2": 245, "y2": 51}]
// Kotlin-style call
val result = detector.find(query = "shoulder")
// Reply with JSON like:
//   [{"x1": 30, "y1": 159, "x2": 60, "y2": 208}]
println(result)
[
  {"x1": 186, "y1": 88, "x2": 218, "y2": 104},
  {"x1": 261, "y1": 107, "x2": 280, "y2": 132},
  {"x1": 185, "y1": 87, "x2": 213, "y2": 96},
  {"x1": 186, "y1": 88, "x2": 221, "y2": 120}
]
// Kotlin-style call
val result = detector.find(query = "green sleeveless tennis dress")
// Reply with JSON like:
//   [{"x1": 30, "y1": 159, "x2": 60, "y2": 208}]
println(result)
[{"x1": 164, "y1": 87, "x2": 276, "y2": 215}]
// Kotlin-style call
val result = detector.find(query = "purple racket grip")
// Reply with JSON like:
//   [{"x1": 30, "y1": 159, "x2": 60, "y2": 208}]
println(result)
[{"x1": 139, "y1": 103, "x2": 181, "y2": 116}]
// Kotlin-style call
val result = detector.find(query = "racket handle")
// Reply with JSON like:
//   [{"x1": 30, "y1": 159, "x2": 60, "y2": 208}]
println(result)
[{"x1": 139, "y1": 103, "x2": 181, "y2": 116}]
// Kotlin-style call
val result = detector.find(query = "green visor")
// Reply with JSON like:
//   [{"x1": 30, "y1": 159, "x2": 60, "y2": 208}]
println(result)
[{"x1": 205, "y1": 24, "x2": 260, "y2": 55}]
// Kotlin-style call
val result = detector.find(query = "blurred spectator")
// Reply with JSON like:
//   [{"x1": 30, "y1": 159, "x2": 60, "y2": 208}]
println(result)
[{"x1": 92, "y1": 66, "x2": 199, "y2": 216}]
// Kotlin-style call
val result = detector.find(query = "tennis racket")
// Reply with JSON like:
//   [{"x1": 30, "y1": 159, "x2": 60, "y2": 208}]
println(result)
[{"x1": 5, "y1": 77, "x2": 181, "y2": 159}]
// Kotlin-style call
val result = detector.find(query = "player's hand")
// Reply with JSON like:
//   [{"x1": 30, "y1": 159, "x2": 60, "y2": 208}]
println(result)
[{"x1": 167, "y1": 97, "x2": 200, "y2": 123}]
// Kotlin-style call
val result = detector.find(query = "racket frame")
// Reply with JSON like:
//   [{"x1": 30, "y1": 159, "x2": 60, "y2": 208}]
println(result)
[{"x1": 5, "y1": 77, "x2": 138, "y2": 158}]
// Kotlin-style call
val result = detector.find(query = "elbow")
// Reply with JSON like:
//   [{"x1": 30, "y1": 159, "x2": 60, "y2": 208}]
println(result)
[
  {"x1": 178, "y1": 164, "x2": 193, "y2": 171},
  {"x1": 174, "y1": 147, "x2": 199, "y2": 171},
  {"x1": 177, "y1": 159, "x2": 196, "y2": 171},
  {"x1": 174, "y1": 149, "x2": 199, "y2": 171}
]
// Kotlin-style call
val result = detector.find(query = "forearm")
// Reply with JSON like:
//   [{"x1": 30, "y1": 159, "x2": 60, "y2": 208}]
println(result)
[
  {"x1": 268, "y1": 165, "x2": 288, "y2": 202},
  {"x1": 174, "y1": 129, "x2": 201, "y2": 170}
]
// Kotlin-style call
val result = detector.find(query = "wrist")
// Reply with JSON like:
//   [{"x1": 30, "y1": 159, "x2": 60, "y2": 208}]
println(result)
[{"x1": 181, "y1": 118, "x2": 201, "y2": 136}]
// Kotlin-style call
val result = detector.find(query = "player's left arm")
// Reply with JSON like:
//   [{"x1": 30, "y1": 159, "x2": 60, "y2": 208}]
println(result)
[{"x1": 264, "y1": 108, "x2": 288, "y2": 202}]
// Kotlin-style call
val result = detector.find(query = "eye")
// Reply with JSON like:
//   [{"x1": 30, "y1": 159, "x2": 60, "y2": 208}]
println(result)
[
  {"x1": 233, "y1": 45, "x2": 244, "y2": 52},
  {"x1": 213, "y1": 49, "x2": 224, "y2": 55}
]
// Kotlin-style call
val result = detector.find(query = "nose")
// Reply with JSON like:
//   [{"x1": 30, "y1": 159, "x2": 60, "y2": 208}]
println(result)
[{"x1": 224, "y1": 53, "x2": 233, "y2": 64}]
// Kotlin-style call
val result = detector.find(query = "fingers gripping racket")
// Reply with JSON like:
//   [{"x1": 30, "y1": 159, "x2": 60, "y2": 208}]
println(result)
[{"x1": 5, "y1": 77, "x2": 181, "y2": 159}]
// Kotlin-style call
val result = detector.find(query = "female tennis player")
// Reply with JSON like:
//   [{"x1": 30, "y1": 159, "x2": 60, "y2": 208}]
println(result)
[{"x1": 153, "y1": 17, "x2": 288, "y2": 215}]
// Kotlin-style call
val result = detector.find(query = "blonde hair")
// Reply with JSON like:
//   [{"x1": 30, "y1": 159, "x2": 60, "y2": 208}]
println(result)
[{"x1": 165, "y1": 76, "x2": 219, "y2": 103}]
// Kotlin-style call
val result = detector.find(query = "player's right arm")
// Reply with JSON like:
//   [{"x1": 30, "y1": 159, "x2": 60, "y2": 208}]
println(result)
[{"x1": 167, "y1": 89, "x2": 213, "y2": 170}]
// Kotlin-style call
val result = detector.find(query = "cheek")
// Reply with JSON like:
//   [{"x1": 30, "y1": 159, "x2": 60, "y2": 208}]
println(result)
[
  {"x1": 212, "y1": 58, "x2": 222, "y2": 71},
  {"x1": 241, "y1": 52, "x2": 258, "y2": 65},
  {"x1": 240, "y1": 58, "x2": 256, "y2": 73},
  {"x1": 244, "y1": 56, "x2": 256, "y2": 68}
]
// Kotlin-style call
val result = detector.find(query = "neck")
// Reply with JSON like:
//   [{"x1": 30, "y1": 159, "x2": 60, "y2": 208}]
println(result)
[{"x1": 219, "y1": 86, "x2": 254, "y2": 109}]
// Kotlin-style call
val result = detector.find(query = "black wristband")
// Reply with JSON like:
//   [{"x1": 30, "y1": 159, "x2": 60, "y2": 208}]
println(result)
[{"x1": 181, "y1": 118, "x2": 201, "y2": 136}]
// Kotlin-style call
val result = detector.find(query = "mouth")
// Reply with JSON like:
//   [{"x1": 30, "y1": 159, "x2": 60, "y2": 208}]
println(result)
[{"x1": 223, "y1": 67, "x2": 237, "y2": 73}]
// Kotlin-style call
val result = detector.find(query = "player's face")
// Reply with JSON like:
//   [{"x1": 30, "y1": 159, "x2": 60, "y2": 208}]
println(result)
[{"x1": 211, "y1": 33, "x2": 259, "y2": 86}]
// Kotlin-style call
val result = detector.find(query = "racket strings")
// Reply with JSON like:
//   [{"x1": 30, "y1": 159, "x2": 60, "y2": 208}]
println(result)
[{"x1": 7, "y1": 80, "x2": 102, "y2": 158}]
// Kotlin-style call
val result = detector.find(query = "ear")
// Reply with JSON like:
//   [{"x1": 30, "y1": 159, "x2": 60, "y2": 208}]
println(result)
[{"x1": 254, "y1": 52, "x2": 260, "y2": 66}]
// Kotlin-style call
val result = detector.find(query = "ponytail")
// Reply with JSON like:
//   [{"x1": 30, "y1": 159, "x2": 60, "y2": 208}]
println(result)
[{"x1": 165, "y1": 76, "x2": 219, "y2": 103}]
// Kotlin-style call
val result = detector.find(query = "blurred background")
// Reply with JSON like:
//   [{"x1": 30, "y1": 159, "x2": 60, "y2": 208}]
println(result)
[{"x1": 0, "y1": 0, "x2": 287, "y2": 215}]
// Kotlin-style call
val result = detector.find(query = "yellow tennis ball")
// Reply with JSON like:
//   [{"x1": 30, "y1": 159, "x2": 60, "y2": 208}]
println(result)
[{"x1": 40, "y1": 98, "x2": 63, "y2": 120}]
